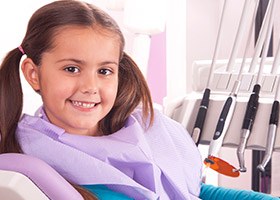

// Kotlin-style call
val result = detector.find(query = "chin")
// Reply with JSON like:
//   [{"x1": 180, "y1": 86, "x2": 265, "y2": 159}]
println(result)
[{"x1": 69, "y1": 123, "x2": 98, "y2": 134}]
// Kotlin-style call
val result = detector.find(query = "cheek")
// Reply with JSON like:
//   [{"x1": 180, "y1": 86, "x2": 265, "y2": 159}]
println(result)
[
  {"x1": 104, "y1": 82, "x2": 118, "y2": 104},
  {"x1": 40, "y1": 78, "x2": 75, "y2": 101},
  {"x1": 109, "y1": 85, "x2": 118, "y2": 99}
]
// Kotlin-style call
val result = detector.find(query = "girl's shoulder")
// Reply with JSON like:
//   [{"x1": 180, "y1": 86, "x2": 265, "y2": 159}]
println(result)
[
  {"x1": 131, "y1": 105, "x2": 172, "y2": 121},
  {"x1": 131, "y1": 106, "x2": 186, "y2": 133}
]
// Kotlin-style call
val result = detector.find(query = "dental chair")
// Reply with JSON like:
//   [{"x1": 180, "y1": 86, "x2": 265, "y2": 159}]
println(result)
[
  {"x1": 0, "y1": 153, "x2": 279, "y2": 200},
  {"x1": 0, "y1": 153, "x2": 83, "y2": 200}
]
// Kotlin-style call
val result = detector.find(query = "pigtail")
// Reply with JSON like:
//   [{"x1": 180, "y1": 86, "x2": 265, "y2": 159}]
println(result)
[
  {"x1": 120, "y1": 52, "x2": 154, "y2": 124},
  {"x1": 0, "y1": 48, "x2": 23, "y2": 153},
  {"x1": 99, "y1": 52, "x2": 154, "y2": 134}
]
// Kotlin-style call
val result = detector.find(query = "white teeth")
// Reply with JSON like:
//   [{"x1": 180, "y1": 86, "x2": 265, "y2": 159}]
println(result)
[{"x1": 72, "y1": 100, "x2": 96, "y2": 108}]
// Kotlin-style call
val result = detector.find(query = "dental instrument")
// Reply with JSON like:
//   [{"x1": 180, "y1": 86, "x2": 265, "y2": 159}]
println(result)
[
  {"x1": 248, "y1": 0, "x2": 273, "y2": 74},
  {"x1": 191, "y1": 0, "x2": 228, "y2": 146},
  {"x1": 257, "y1": 36, "x2": 280, "y2": 172},
  {"x1": 257, "y1": 93, "x2": 279, "y2": 172},
  {"x1": 205, "y1": 0, "x2": 254, "y2": 177},
  {"x1": 236, "y1": 0, "x2": 275, "y2": 173}
]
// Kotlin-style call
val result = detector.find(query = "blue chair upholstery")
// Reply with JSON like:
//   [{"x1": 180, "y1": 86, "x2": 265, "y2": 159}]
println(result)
[
  {"x1": 200, "y1": 183, "x2": 279, "y2": 200},
  {"x1": 82, "y1": 183, "x2": 280, "y2": 200}
]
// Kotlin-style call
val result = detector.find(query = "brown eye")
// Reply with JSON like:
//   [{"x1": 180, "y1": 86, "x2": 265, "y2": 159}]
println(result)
[
  {"x1": 99, "y1": 68, "x2": 112, "y2": 75},
  {"x1": 64, "y1": 66, "x2": 80, "y2": 73}
]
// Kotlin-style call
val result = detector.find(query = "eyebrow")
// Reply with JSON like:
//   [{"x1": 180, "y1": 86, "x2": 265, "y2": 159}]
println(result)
[{"x1": 56, "y1": 58, "x2": 119, "y2": 66}]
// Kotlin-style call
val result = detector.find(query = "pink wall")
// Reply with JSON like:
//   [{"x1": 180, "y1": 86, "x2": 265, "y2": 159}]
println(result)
[{"x1": 147, "y1": 31, "x2": 166, "y2": 105}]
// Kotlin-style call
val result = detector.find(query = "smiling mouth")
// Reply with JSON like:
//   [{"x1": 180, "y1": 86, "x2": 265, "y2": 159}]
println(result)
[{"x1": 71, "y1": 100, "x2": 97, "y2": 109}]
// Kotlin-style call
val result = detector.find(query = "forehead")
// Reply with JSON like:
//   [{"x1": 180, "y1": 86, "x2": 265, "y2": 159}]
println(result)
[
  {"x1": 52, "y1": 25, "x2": 120, "y2": 48},
  {"x1": 47, "y1": 25, "x2": 121, "y2": 59}
]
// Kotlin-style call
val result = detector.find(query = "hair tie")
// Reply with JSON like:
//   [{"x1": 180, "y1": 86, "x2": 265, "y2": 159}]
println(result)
[{"x1": 18, "y1": 46, "x2": 25, "y2": 55}]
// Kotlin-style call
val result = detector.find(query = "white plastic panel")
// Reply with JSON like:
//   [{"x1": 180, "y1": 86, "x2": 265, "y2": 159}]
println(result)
[
  {"x1": 0, "y1": 170, "x2": 48, "y2": 200},
  {"x1": 192, "y1": 57, "x2": 277, "y2": 96},
  {"x1": 166, "y1": 93, "x2": 280, "y2": 151}
]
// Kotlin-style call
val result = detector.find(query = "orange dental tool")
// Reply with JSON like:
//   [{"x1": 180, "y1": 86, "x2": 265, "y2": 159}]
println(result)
[{"x1": 204, "y1": 155, "x2": 240, "y2": 177}]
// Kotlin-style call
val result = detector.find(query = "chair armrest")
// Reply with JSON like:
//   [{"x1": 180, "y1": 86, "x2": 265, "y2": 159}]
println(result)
[{"x1": 0, "y1": 153, "x2": 83, "y2": 200}]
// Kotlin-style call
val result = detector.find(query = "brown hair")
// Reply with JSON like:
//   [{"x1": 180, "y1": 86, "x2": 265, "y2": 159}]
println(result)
[{"x1": 0, "y1": 0, "x2": 154, "y2": 198}]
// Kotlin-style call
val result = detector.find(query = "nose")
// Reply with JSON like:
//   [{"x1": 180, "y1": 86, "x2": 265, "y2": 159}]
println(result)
[{"x1": 80, "y1": 73, "x2": 98, "y2": 95}]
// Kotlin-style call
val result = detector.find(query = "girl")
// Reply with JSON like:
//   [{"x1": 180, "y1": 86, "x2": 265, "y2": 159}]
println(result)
[{"x1": 0, "y1": 1, "x2": 202, "y2": 199}]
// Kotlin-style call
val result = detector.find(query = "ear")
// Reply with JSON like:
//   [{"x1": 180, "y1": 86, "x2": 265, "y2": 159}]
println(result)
[{"x1": 21, "y1": 58, "x2": 41, "y2": 91}]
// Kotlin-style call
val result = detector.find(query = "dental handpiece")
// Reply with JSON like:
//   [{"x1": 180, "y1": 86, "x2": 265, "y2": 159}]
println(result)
[
  {"x1": 257, "y1": 101, "x2": 279, "y2": 172},
  {"x1": 192, "y1": 88, "x2": 210, "y2": 145},
  {"x1": 208, "y1": 94, "x2": 237, "y2": 157},
  {"x1": 237, "y1": 84, "x2": 260, "y2": 172},
  {"x1": 208, "y1": 80, "x2": 241, "y2": 159}
]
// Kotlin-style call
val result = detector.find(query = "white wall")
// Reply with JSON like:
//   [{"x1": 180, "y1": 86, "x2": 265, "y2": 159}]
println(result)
[{"x1": 166, "y1": 0, "x2": 256, "y2": 101}]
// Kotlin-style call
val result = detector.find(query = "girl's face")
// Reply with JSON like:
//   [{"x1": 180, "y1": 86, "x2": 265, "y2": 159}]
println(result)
[{"x1": 32, "y1": 26, "x2": 120, "y2": 136}]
